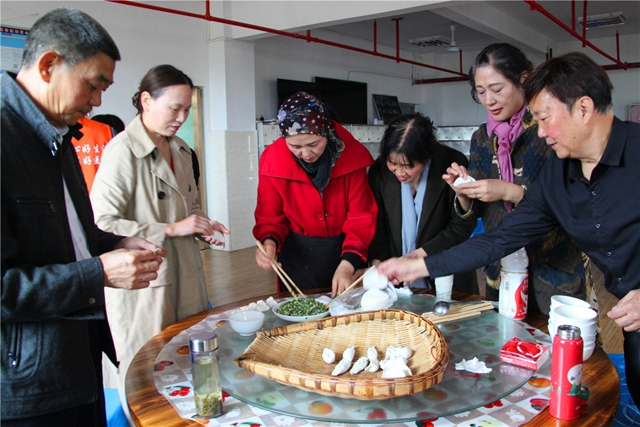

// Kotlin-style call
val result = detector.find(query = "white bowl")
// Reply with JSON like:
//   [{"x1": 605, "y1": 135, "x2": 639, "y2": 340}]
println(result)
[
  {"x1": 555, "y1": 322, "x2": 597, "y2": 338},
  {"x1": 553, "y1": 305, "x2": 598, "y2": 326},
  {"x1": 272, "y1": 302, "x2": 330, "y2": 323},
  {"x1": 583, "y1": 342, "x2": 596, "y2": 361},
  {"x1": 228, "y1": 310, "x2": 265, "y2": 336},
  {"x1": 548, "y1": 319, "x2": 597, "y2": 341},
  {"x1": 550, "y1": 295, "x2": 591, "y2": 311}
]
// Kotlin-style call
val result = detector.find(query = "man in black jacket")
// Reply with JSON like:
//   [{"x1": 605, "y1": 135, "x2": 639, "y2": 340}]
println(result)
[{"x1": 1, "y1": 8, "x2": 166, "y2": 426}]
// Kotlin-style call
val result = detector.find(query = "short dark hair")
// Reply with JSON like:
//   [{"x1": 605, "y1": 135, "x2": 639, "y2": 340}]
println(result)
[
  {"x1": 21, "y1": 7, "x2": 120, "y2": 69},
  {"x1": 132, "y1": 65, "x2": 194, "y2": 114},
  {"x1": 524, "y1": 52, "x2": 613, "y2": 113},
  {"x1": 91, "y1": 114, "x2": 125, "y2": 135},
  {"x1": 378, "y1": 113, "x2": 437, "y2": 167},
  {"x1": 469, "y1": 43, "x2": 533, "y2": 104}
]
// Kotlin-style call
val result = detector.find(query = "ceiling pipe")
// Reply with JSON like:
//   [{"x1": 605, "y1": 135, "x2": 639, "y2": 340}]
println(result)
[
  {"x1": 392, "y1": 18, "x2": 403, "y2": 63},
  {"x1": 524, "y1": 0, "x2": 628, "y2": 69},
  {"x1": 105, "y1": 0, "x2": 466, "y2": 77},
  {"x1": 373, "y1": 20, "x2": 378, "y2": 54},
  {"x1": 582, "y1": 0, "x2": 587, "y2": 48}
]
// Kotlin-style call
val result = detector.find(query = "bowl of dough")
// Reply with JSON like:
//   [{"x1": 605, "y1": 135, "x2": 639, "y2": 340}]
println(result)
[{"x1": 329, "y1": 267, "x2": 397, "y2": 316}]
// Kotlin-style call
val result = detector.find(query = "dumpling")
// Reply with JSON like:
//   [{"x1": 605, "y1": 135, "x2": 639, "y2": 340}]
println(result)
[
  {"x1": 367, "y1": 346, "x2": 379, "y2": 361},
  {"x1": 322, "y1": 348, "x2": 336, "y2": 364},
  {"x1": 331, "y1": 358, "x2": 351, "y2": 376},
  {"x1": 399, "y1": 347, "x2": 412, "y2": 360},
  {"x1": 342, "y1": 345, "x2": 355, "y2": 363},
  {"x1": 350, "y1": 357, "x2": 369, "y2": 374},
  {"x1": 365, "y1": 359, "x2": 379, "y2": 373},
  {"x1": 360, "y1": 289, "x2": 390, "y2": 310},
  {"x1": 266, "y1": 297, "x2": 277, "y2": 308},
  {"x1": 380, "y1": 359, "x2": 412, "y2": 378}
]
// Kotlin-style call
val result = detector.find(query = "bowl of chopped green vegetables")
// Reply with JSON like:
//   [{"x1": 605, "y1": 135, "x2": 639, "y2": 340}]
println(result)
[{"x1": 272, "y1": 298, "x2": 330, "y2": 322}]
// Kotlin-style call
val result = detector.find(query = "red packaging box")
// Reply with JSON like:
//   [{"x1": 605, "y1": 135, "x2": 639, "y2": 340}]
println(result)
[{"x1": 500, "y1": 337, "x2": 550, "y2": 371}]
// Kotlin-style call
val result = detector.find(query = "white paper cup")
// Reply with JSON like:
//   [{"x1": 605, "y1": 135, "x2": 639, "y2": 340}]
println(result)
[{"x1": 435, "y1": 274, "x2": 454, "y2": 299}]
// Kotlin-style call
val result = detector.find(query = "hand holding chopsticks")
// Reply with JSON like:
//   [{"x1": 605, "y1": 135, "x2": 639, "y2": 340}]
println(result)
[
  {"x1": 255, "y1": 240, "x2": 305, "y2": 299},
  {"x1": 338, "y1": 265, "x2": 376, "y2": 297}
]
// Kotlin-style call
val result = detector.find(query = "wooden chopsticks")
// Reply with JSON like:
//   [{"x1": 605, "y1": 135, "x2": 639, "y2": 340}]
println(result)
[
  {"x1": 255, "y1": 240, "x2": 305, "y2": 299},
  {"x1": 338, "y1": 265, "x2": 376, "y2": 297},
  {"x1": 422, "y1": 301, "x2": 494, "y2": 324}
]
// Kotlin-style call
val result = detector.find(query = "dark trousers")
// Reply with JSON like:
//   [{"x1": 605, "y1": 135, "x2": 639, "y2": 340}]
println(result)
[
  {"x1": 624, "y1": 330, "x2": 640, "y2": 408},
  {"x1": 1, "y1": 397, "x2": 106, "y2": 427}
]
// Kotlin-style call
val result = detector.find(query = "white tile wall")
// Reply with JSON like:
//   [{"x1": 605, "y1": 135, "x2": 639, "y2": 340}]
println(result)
[
  {"x1": 210, "y1": 130, "x2": 259, "y2": 251},
  {"x1": 257, "y1": 123, "x2": 475, "y2": 159}
]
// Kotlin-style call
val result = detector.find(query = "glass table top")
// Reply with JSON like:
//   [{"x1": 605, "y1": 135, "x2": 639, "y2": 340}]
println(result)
[{"x1": 217, "y1": 294, "x2": 535, "y2": 424}]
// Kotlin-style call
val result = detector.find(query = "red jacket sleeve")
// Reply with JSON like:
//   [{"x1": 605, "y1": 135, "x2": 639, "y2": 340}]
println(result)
[{"x1": 339, "y1": 167, "x2": 378, "y2": 262}]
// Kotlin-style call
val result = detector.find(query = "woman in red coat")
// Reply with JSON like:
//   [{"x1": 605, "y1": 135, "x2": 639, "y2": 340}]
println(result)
[{"x1": 253, "y1": 92, "x2": 378, "y2": 297}]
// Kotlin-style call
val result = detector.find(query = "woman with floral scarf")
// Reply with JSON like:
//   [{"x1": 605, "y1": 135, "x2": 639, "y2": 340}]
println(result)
[{"x1": 253, "y1": 92, "x2": 377, "y2": 297}]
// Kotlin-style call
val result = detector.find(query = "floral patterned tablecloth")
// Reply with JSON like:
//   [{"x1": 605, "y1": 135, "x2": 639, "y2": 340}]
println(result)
[{"x1": 152, "y1": 300, "x2": 554, "y2": 427}]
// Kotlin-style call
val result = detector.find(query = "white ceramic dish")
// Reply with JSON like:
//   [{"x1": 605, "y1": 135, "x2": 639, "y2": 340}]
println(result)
[
  {"x1": 229, "y1": 310, "x2": 265, "y2": 336},
  {"x1": 272, "y1": 301, "x2": 330, "y2": 323},
  {"x1": 583, "y1": 342, "x2": 596, "y2": 361},
  {"x1": 550, "y1": 295, "x2": 591, "y2": 310}
]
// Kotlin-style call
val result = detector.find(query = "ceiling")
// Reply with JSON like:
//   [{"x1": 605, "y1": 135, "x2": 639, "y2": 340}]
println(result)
[{"x1": 320, "y1": 1, "x2": 640, "y2": 59}]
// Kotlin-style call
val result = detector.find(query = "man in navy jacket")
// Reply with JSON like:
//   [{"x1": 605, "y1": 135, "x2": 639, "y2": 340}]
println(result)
[
  {"x1": 1, "y1": 8, "x2": 166, "y2": 426},
  {"x1": 379, "y1": 52, "x2": 640, "y2": 409}
]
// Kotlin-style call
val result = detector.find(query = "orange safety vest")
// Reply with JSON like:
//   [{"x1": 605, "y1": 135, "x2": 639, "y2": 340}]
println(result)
[{"x1": 71, "y1": 118, "x2": 113, "y2": 192}]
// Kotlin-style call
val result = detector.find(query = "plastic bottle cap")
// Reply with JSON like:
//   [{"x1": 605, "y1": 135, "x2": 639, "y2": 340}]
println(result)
[
  {"x1": 189, "y1": 332, "x2": 219, "y2": 352},
  {"x1": 557, "y1": 324, "x2": 581, "y2": 339}
]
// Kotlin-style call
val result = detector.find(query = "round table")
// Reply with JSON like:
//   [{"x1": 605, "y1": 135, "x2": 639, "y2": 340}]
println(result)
[{"x1": 125, "y1": 289, "x2": 620, "y2": 426}]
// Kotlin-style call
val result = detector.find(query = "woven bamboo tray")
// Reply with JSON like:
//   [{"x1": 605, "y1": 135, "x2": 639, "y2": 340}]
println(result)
[{"x1": 234, "y1": 309, "x2": 448, "y2": 400}]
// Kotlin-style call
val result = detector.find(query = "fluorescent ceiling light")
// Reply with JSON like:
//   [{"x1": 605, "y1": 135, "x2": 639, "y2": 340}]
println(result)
[
  {"x1": 409, "y1": 36, "x2": 450, "y2": 48},
  {"x1": 578, "y1": 12, "x2": 626, "y2": 29}
]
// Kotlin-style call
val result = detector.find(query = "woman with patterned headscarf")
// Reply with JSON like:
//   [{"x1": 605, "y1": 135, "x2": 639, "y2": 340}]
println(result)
[{"x1": 253, "y1": 92, "x2": 378, "y2": 297}]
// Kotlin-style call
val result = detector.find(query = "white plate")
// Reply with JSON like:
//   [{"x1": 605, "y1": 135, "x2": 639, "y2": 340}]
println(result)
[{"x1": 272, "y1": 301, "x2": 330, "y2": 323}]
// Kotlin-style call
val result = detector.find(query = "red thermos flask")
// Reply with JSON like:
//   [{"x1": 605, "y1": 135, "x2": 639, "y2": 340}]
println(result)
[{"x1": 549, "y1": 325, "x2": 584, "y2": 420}]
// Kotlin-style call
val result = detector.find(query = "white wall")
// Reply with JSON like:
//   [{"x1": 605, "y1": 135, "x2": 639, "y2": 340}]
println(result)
[
  {"x1": 1, "y1": 1, "x2": 210, "y2": 125},
  {"x1": 556, "y1": 33, "x2": 640, "y2": 121}
]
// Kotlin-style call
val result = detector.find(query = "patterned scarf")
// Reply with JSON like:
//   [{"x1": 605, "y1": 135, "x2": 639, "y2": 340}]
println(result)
[
  {"x1": 486, "y1": 105, "x2": 526, "y2": 212},
  {"x1": 277, "y1": 92, "x2": 344, "y2": 193}
]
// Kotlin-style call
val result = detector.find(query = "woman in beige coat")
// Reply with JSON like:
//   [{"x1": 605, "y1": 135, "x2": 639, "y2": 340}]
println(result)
[{"x1": 91, "y1": 65, "x2": 229, "y2": 416}]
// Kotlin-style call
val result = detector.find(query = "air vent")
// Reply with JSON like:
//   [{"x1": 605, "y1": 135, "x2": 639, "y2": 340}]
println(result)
[
  {"x1": 409, "y1": 36, "x2": 450, "y2": 48},
  {"x1": 578, "y1": 12, "x2": 626, "y2": 29}
]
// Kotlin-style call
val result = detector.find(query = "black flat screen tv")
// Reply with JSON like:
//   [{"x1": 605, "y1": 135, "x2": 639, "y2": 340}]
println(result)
[{"x1": 276, "y1": 77, "x2": 368, "y2": 124}]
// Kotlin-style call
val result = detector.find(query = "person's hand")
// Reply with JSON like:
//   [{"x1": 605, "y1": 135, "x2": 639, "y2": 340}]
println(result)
[
  {"x1": 607, "y1": 289, "x2": 640, "y2": 332},
  {"x1": 455, "y1": 179, "x2": 524, "y2": 205},
  {"x1": 99, "y1": 247, "x2": 163, "y2": 290},
  {"x1": 199, "y1": 221, "x2": 231, "y2": 247},
  {"x1": 442, "y1": 162, "x2": 470, "y2": 188},
  {"x1": 255, "y1": 239, "x2": 277, "y2": 271},
  {"x1": 378, "y1": 257, "x2": 429, "y2": 285},
  {"x1": 402, "y1": 248, "x2": 427, "y2": 260},
  {"x1": 115, "y1": 236, "x2": 166, "y2": 257},
  {"x1": 166, "y1": 215, "x2": 229, "y2": 239},
  {"x1": 332, "y1": 260, "x2": 356, "y2": 298},
  {"x1": 443, "y1": 162, "x2": 472, "y2": 211}
]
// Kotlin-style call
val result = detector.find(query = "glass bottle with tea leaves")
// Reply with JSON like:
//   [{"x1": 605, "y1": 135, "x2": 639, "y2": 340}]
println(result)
[{"x1": 189, "y1": 332, "x2": 223, "y2": 418}]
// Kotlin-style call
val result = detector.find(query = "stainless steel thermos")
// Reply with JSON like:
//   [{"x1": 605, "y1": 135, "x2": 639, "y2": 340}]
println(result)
[
  {"x1": 549, "y1": 325, "x2": 584, "y2": 420},
  {"x1": 189, "y1": 332, "x2": 223, "y2": 418}
]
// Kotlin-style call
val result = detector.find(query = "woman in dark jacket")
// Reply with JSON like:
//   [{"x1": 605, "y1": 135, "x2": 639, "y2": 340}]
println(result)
[{"x1": 368, "y1": 113, "x2": 478, "y2": 292}]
